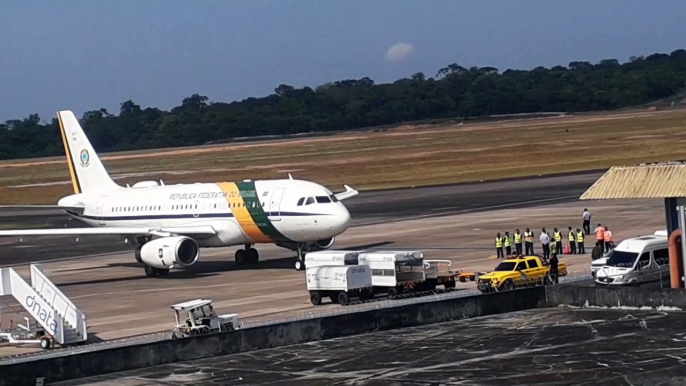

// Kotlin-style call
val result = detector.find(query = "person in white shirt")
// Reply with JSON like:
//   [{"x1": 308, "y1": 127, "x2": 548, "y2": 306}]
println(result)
[
  {"x1": 582, "y1": 208, "x2": 591, "y2": 235},
  {"x1": 540, "y1": 228, "x2": 550, "y2": 261}
]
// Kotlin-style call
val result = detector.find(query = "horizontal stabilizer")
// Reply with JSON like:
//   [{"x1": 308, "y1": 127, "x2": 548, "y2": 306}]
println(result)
[
  {"x1": 334, "y1": 185, "x2": 359, "y2": 201},
  {"x1": 0, "y1": 225, "x2": 216, "y2": 238},
  {"x1": 0, "y1": 205, "x2": 85, "y2": 215}
]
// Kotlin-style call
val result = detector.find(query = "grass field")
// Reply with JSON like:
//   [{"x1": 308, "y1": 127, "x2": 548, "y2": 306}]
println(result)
[{"x1": 1, "y1": 108, "x2": 686, "y2": 204}]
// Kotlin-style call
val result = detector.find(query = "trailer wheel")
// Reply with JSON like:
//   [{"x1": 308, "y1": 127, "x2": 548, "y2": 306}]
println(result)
[
  {"x1": 459, "y1": 276, "x2": 466, "y2": 282},
  {"x1": 388, "y1": 287, "x2": 398, "y2": 299},
  {"x1": 310, "y1": 292, "x2": 322, "y2": 305},
  {"x1": 40, "y1": 337, "x2": 51, "y2": 350},
  {"x1": 445, "y1": 279, "x2": 456, "y2": 289},
  {"x1": 469, "y1": 276, "x2": 476, "y2": 281},
  {"x1": 338, "y1": 292, "x2": 350, "y2": 306}
]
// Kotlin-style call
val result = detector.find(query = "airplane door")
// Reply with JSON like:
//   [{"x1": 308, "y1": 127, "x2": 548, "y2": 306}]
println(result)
[
  {"x1": 193, "y1": 200, "x2": 200, "y2": 218},
  {"x1": 268, "y1": 188, "x2": 286, "y2": 221},
  {"x1": 96, "y1": 195, "x2": 108, "y2": 225}
]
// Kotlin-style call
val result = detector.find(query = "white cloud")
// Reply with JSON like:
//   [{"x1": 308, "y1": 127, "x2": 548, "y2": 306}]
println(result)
[{"x1": 385, "y1": 42, "x2": 414, "y2": 62}]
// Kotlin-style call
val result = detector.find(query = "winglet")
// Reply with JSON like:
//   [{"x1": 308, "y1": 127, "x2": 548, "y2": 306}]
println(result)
[{"x1": 334, "y1": 184, "x2": 359, "y2": 201}]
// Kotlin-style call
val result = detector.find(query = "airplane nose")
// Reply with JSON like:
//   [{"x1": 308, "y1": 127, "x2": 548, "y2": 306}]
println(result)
[{"x1": 336, "y1": 205, "x2": 352, "y2": 232}]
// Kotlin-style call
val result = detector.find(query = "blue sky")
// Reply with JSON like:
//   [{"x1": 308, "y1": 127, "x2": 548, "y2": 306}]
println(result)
[{"x1": 1, "y1": 0, "x2": 685, "y2": 121}]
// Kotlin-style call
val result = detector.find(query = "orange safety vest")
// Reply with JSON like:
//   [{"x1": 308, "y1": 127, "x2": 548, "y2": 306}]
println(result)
[
  {"x1": 604, "y1": 230, "x2": 612, "y2": 242},
  {"x1": 596, "y1": 227, "x2": 605, "y2": 240}
]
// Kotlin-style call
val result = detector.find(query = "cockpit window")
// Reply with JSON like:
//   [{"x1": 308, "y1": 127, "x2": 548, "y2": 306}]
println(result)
[
  {"x1": 330, "y1": 195, "x2": 339, "y2": 202},
  {"x1": 305, "y1": 197, "x2": 315, "y2": 205},
  {"x1": 297, "y1": 198, "x2": 305, "y2": 206},
  {"x1": 316, "y1": 196, "x2": 332, "y2": 203}
]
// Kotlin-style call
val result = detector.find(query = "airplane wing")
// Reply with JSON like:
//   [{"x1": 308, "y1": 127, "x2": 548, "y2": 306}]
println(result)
[
  {"x1": 0, "y1": 205, "x2": 85, "y2": 216},
  {"x1": 0, "y1": 226, "x2": 216, "y2": 238},
  {"x1": 334, "y1": 185, "x2": 359, "y2": 201}
]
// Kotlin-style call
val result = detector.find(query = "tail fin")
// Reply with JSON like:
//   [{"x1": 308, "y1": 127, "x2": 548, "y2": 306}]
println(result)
[{"x1": 56, "y1": 110, "x2": 120, "y2": 194}]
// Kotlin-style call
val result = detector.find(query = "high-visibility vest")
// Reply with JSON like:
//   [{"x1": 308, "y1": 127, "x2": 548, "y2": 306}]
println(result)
[
  {"x1": 504, "y1": 236, "x2": 511, "y2": 247},
  {"x1": 496, "y1": 237, "x2": 503, "y2": 247},
  {"x1": 554, "y1": 231, "x2": 561, "y2": 242},
  {"x1": 514, "y1": 233, "x2": 522, "y2": 244},
  {"x1": 568, "y1": 232, "x2": 575, "y2": 241},
  {"x1": 551, "y1": 242, "x2": 558, "y2": 254},
  {"x1": 576, "y1": 231, "x2": 584, "y2": 243},
  {"x1": 604, "y1": 231, "x2": 612, "y2": 242},
  {"x1": 524, "y1": 231, "x2": 533, "y2": 242},
  {"x1": 596, "y1": 227, "x2": 605, "y2": 240}
]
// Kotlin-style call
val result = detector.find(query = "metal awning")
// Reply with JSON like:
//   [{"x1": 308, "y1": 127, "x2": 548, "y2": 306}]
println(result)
[{"x1": 581, "y1": 162, "x2": 686, "y2": 200}]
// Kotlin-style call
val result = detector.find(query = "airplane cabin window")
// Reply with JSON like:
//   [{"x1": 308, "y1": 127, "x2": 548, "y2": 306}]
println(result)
[
  {"x1": 305, "y1": 197, "x2": 315, "y2": 205},
  {"x1": 316, "y1": 196, "x2": 331, "y2": 204},
  {"x1": 297, "y1": 198, "x2": 305, "y2": 206}
]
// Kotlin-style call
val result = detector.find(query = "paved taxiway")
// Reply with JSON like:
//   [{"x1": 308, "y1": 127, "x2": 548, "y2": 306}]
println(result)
[
  {"x1": 0, "y1": 171, "x2": 666, "y2": 355},
  {"x1": 56, "y1": 308, "x2": 686, "y2": 386}
]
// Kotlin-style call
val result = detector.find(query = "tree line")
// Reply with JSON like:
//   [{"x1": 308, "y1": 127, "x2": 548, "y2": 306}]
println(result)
[{"x1": 2, "y1": 49, "x2": 686, "y2": 160}]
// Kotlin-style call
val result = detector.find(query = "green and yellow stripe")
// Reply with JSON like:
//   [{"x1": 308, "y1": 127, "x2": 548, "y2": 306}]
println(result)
[
  {"x1": 56, "y1": 112, "x2": 82, "y2": 194},
  {"x1": 217, "y1": 181, "x2": 290, "y2": 243}
]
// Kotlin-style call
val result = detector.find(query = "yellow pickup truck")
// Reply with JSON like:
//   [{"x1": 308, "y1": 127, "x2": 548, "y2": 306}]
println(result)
[{"x1": 477, "y1": 255, "x2": 567, "y2": 293}]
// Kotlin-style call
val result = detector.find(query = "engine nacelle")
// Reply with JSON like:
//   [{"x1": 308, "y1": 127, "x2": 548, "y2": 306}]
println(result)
[
  {"x1": 313, "y1": 237, "x2": 335, "y2": 250},
  {"x1": 135, "y1": 236, "x2": 199, "y2": 269}
]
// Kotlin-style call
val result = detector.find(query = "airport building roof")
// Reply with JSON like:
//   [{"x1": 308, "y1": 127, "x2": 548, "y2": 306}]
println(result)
[{"x1": 581, "y1": 162, "x2": 686, "y2": 199}]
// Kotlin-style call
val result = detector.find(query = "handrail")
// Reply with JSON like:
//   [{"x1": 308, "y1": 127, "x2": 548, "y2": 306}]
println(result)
[{"x1": 30, "y1": 265, "x2": 87, "y2": 341}]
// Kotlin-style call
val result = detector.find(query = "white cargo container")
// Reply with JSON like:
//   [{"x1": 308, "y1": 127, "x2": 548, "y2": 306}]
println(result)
[
  {"x1": 357, "y1": 250, "x2": 426, "y2": 297},
  {"x1": 306, "y1": 265, "x2": 373, "y2": 305},
  {"x1": 303, "y1": 250, "x2": 360, "y2": 269}
]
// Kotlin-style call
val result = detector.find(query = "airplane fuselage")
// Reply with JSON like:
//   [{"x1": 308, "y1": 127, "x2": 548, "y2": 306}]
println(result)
[{"x1": 59, "y1": 178, "x2": 352, "y2": 248}]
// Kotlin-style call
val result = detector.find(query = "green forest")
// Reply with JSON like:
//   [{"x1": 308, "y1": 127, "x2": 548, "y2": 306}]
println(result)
[{"x1": 2, "y1": 49, "x2": 686, "y2": 160}]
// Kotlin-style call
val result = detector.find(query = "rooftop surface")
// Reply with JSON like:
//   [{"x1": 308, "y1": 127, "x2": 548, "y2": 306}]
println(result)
[{"x1": 56, "y1": 307, "x2": 686, "y2": 385}]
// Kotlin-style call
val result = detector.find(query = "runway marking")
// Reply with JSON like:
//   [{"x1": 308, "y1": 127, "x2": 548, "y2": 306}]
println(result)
[
  {"x1": 352, "y1": 195, "x2": 580, "y2": 227},
  {"x1": 0, "y1": 251, "x2": 127, "y2": 268}
]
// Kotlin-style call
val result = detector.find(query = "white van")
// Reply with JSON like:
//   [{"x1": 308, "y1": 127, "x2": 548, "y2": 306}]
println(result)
[{"x1": 594, "y1": 235, "x2": 670, "y2": 286}]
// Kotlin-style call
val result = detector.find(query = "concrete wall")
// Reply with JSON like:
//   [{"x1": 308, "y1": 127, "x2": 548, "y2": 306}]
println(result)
[
  {"x1": 546, "y1": 284, "x2": 686, "y2": 309},
  {"x1": 0, "y1": 287, "x2": 546, "y2": 386}
]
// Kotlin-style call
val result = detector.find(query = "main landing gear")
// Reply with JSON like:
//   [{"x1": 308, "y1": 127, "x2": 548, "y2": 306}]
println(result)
[
  {"x1": 235, "y1": 244, "x2": 259, "y2": 266},
  {"x1": 144, "y1": 265, "x2": 169, "y2": 278}
]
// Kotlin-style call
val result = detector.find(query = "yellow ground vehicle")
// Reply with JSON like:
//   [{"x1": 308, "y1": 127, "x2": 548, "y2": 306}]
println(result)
[{"x1": 477, "y1": 255, "x2": 567, "y2": 293}]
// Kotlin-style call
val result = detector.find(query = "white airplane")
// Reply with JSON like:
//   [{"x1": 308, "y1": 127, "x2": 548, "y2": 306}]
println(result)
[{"x1": 0, "y1": 110, "x2": 358, "y2": 276}]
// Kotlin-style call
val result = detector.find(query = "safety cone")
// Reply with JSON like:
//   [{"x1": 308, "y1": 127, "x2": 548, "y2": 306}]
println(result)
[{"x1": 564, "y1": 244, "x2": 571, "y2": 254}]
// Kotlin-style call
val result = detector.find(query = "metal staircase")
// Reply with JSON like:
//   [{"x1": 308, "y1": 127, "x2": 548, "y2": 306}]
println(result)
[{"x1": 0, "y1": 264, "x2": 87, "y2": 346}]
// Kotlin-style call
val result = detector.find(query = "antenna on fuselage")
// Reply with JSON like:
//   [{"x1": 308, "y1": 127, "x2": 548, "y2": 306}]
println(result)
[{"x1": 288, "y1": 173, "x2": 293, "y2": 180}]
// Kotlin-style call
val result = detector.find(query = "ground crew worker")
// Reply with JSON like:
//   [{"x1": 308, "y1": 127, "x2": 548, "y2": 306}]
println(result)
[
  {"x1": 553, "y1": 228, "x2": 562, "y2": 255},
  {"x1": 604, "y1": 226, "x2": 613, "y2": 253},
  {"x1": 514, "y1": 229, "x2": 523, "y2": 256},
  {"x1": 595, "y1": 223, "x2": 605, "y2": 252},
  {"x1": 524, "y1": 228, "x2": 534, "y2": 255},
  {"x1": 576, "y1": 228, "x2": 585, "y2": 254},
  {"x1": 583, "y1": 208, "x2": 591, "y2": 235},
  {"x1": 568, "y1": 226, "x2": 576, "y2": 254},
  {"x1": 504, "y1": 231, "x2": 512, "y2": 256},
  {"x1": 495, "y1": 232, "x2": 504, "y2": 259},
  {"x1": 540, "y1": 229, "x2": 550, "y2": 262},
  {"x1": 549, "y1": 252, "x2": 559, "y2": 284},
  {"x1": 550, "y1": 237, "x2": 558, "y2": 259}
]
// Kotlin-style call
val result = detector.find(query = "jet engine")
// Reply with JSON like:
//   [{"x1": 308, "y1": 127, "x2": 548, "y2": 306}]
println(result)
[
  {"x1": 313, "y1": 236, "x2": 335, "y2": 250},
  {"x1": 135, "y1": 236, "x2": 199, "y2": 269}
]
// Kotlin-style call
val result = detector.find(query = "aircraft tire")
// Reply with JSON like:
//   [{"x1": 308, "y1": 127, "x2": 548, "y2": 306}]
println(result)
[
  {"x1": 294, "y1": 260, "x2": 305, "y2": 271},
  {"x1": 247, "y1": 248, "x2": 259, "y2": 264},
  {"x1": 144, "y1": 265, "x2": 158, "y2": 278},
  {"x1": 235, "y1": 249, "x2": 246, "y2": 265}
]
